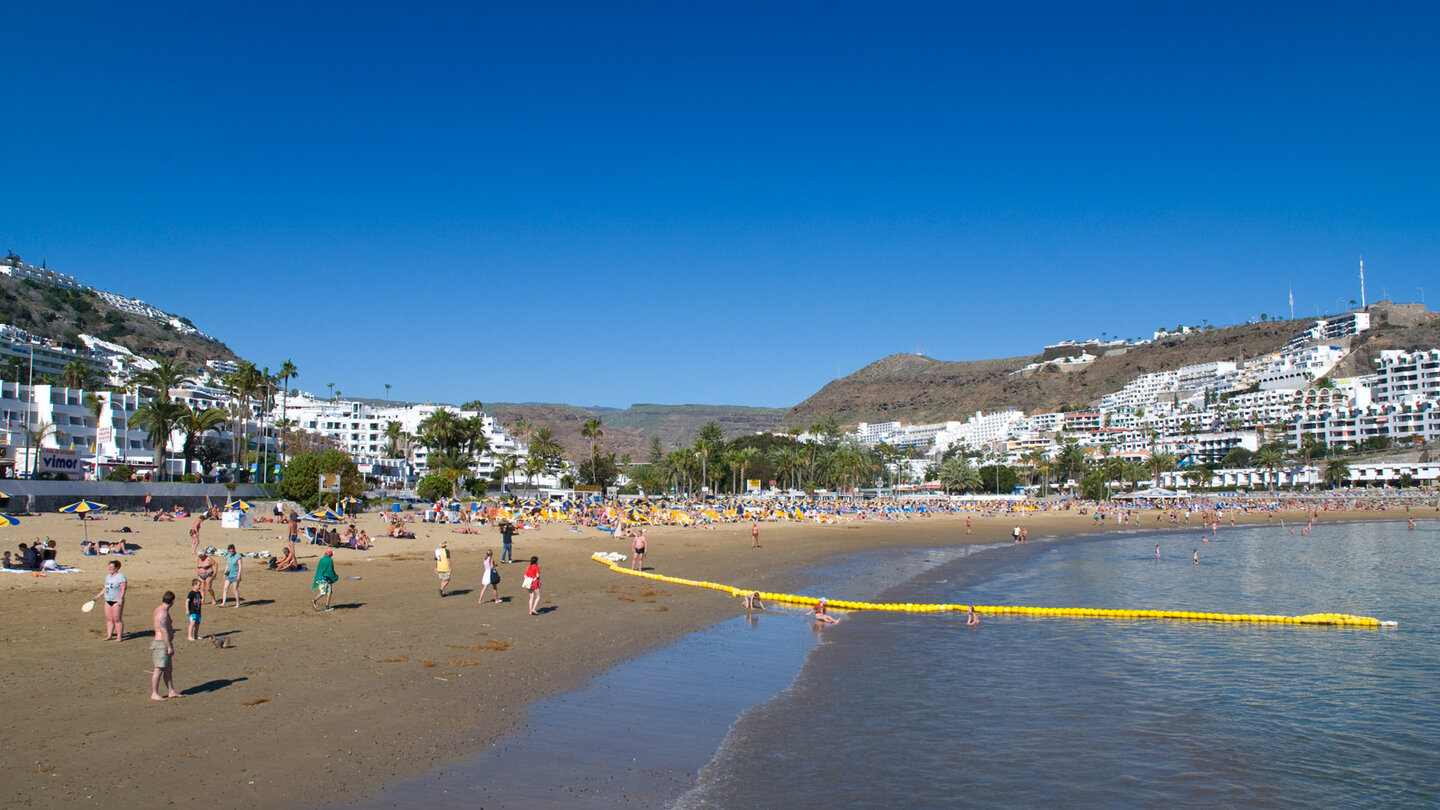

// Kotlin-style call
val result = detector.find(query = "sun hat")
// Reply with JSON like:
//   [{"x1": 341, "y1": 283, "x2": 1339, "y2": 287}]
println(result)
[{"x1": 324, "y1": 549, "x2": 334, "y2": 556}]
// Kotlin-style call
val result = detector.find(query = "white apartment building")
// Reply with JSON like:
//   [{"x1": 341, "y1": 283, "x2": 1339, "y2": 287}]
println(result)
[
  {"x1": 1175, "y1": 361, "x2": 1238, "y2": 393},
  {"x1": 1254, "y1": 346, "x2": 1346, "y2": 390},
  {"x1": 1099, "y1": 370, "x2": 1178, "y2": 412},
  {"x1": 279, "y1": 394, "x2": 524, "y2": 483},
  {"x1": 0, "y1": 324, "x2": 110, "y2": 381},
  {"x1": 931, "y1": 409, "x2": 1025, "y2": 458},
  {"x1": 854, "y1": 421, "x2": 902, "y2": 445},
  {"x1": 1369, "y1": 349, "x2": 1440, "y2": 405},
  {"x1": 1284, "y1": 311, "x2": 1370, "y2": 351},
  {"x1": 1, "y1": 261, "x2": 82, "y2": 290}
]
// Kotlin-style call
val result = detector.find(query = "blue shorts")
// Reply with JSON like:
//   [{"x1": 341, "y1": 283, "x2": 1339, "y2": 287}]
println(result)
[{"x1": 189, "y1": 613, "x2": 201, "y2": 623}]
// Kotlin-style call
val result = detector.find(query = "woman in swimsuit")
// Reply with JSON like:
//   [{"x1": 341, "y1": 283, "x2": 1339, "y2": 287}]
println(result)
[
  {"x1": 94, "y1": 560, "x2": 127, "y2": 641},
  {"x1": 196, "y1": 553, "x2": 218, "y2": 604}
]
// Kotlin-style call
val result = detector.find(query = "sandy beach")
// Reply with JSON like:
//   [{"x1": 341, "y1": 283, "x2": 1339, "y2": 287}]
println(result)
[{"x1": 0, "y1": 502, "x2": 1426, "y2": 809}]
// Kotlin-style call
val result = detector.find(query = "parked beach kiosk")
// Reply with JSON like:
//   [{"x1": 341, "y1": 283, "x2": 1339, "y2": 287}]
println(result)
[{"x1": 221, "y1": 509, "x2": 254, "y2": 529}]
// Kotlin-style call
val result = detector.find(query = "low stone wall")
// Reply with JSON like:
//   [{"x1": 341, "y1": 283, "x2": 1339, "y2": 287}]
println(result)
[{"x1": 0, "y1": 482, "x2": 277, "y2": 514}]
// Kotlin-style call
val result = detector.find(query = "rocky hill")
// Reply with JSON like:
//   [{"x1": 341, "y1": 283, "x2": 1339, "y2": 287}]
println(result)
[
  {"x1": 0, "y1": 273, "x2": 237, "y2": 367},
  {"x1": 785, "y1": 317, "x2": 1323, "y2": 429},
  {"x1": 486, "y1": 402, "x2": 787, "y2": 462}
]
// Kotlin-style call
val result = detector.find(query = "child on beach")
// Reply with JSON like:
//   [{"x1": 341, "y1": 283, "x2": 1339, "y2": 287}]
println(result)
[{"x1": 186, "y1": 579, "x2": 203, "y2": 641}]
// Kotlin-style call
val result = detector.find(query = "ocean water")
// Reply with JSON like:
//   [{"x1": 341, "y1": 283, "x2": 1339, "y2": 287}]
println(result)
[
  {"x1": 358, "y1": 521, "x2": 1440, "y2": 808},
  {"x1": 678, "y1": 520, "x2": 1440, "y2": 809}
]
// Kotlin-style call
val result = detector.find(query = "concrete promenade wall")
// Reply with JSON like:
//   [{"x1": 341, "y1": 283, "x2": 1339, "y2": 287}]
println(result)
[{"x1": 0, "y1": 482, "x2": 277, "y2": 514}]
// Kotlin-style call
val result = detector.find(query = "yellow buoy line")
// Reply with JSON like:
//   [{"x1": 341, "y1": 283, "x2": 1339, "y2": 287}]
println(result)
[{"x1": 590, "y1": 553, "x2": 1396, "y2": 628}]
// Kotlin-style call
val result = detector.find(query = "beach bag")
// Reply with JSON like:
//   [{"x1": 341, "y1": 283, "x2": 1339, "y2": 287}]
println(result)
[{"x1": 522, "y1": 575, "x2": 536, "y2": 590}]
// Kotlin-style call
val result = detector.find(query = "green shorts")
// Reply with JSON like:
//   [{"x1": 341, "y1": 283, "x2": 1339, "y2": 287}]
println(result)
[{"x1": 151, "y1": 639, "x2": 171, "y2": 668}]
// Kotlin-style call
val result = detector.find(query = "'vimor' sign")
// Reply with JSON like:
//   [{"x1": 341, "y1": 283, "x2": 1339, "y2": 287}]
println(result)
[{"x1": 39, "y1": 449, "x2": 83, "y2": 474}]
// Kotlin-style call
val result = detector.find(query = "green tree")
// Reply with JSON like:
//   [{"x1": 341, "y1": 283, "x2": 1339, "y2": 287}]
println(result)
[
  {"x1": 1323, "y1": 458, "x2": 1351, "y2": 489},
  {"x1": 128, "y1": 400, "x2": 185, "y2": 481},
  {"x1": 938, "y1": 455, "x2": 981, "y2": 493},
  {"x1": 1185, "y1": 463, "x2": 1216, "y2": 490},
  {"x1": 104, "y1": 464, "x2": 135, "y2": 482},
  {"x1": 1221, "y1": 447, "x2": 1253, "y2": 468},
  {"x1": 979, "y1": 464, "x2": 1018, "y2": 494},
  {"x1": 581, "y1": 417, "x2": 604, "y2": 486},
  {"x1": 277, "y1": 449, "x2": 363, "y2": 510},
  {"x1": 527, "y1": 427, "x2": 564, "y2": 469},
  {"x1": 1146, "y1": 451, "x2": 1178, "y2": 487},
  {"x1": 1252, "y1": 445, "x2": 1285, "y2": 490},
  {"x1": 178, "y1": 404, "x2": 228, "y2": 479},
  {"x1": 60, "y1": 360, "x2": 94, "y2": 390},
  {"x1": 415, "y1": 472, "x2": 451, "y2": 502}
]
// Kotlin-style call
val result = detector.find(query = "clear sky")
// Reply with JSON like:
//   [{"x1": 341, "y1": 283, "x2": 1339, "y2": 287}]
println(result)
[{"x1": 4, "y1": 2, "x2": 1436, "y2": 408}]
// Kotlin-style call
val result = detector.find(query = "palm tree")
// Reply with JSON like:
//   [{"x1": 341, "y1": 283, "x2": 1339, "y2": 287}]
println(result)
[
  {"x1": 418, "y1": 408, "x2": 460, "y2": 454},
  {"x1": 25, "y1": 421, "x2": 59, "y2": 477},
  {"x1": 327, "y1": 382, "x2": 335, "y2": 401},
  {"x1": 427, "y1": 449, "x2": 474, "y2": 496},
  {"x1": 1323, "y1": 458, "x2": 1351, "y2": 490},
  {"x1": 938, "y1": 455, "x2": 981, "y2": 494},
  {"x1": 527, "y1": 427, "x2": 565, "y2": 471},
  {"x1": 226, "y1": 362, "x2": 264, "y2": 476},
  {"x1": 1252, "y1": 445, "x2": 1285, "y2": 490},
  {"x1": 278, "y1": 359, "x2": 297, "y2": 458},
  {"x1": 494, "y1": 453, "x2": 522, "y2": 495},
  {"x1": 383, "y1": 382, "x2": 390, "y2": 402},
  {"x1": 129, "y1": 399, "x2": 186, "y2": 480},
  {"x1": 383, "y1": 421, "x2": 406, "y2": 458},
  {"x1": 1146, "y1": 451, "x2": 1178, "y2": 487},
  {"x1": 581, "y1": 418, "x2": 604, "y2": 486},
  {"x1": 1186, "y1": 463, "x2": 1216, "y2": 490},
  {"x1": 178, "y1": 404, "x2": 228, "y2": 478},
  {"x1": 60, "y1": 360, "x2": 92, "y2": 390},
  {"x1": 131, "y1": 358, "x2": 193, "y2": 403},
  {"x1": 523, "y1": 453, "x2": 546, "y2": 494}
]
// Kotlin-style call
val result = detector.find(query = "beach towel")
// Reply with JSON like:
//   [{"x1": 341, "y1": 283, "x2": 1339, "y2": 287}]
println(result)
[{"x1": 2, "y1": 567, "x2": 84, "y2": 574}]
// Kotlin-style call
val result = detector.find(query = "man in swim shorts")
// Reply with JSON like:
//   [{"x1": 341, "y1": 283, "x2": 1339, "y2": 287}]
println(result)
[{"x1": 151, "y1": 591, "x2": 181, "y2": 701}]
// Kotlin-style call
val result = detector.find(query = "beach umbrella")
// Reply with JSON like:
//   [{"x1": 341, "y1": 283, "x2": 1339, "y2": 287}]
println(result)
[
  {"x1": 225, "y1": 499, "x2": 254, "y2": 512},
  {"x1": 0, "y1": 514, "x2": 19, "y2": 527},
  {"x1": 60, "y1": 500, "x2": 107, "y2": 543},
  {"x1": 309, "y1": 507, "x2": 342, "y2": 522}
]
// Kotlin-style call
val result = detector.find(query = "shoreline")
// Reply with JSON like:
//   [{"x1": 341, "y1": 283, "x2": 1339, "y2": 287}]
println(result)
[{"x1": 0, "y1": 505, "x2": 1428, "y2": 808}]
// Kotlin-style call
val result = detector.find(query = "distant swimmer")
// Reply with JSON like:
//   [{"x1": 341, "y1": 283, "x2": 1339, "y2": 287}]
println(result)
[
  {"x1": 967, "y1": 605, "x2": 979, "y2": 627},
  {"x1": 1202, "y1": 536, "x2": 1208, "y2": 542},
  {"x1": 1156, "y1": 544, "x2": 1161, "y2": 560},
  {"x1": 1409, "y1": 519, "x2": 1415, "y2": 531},
  {"x1": 1194, "y1": 550, "x2": 1199, "y2": 565}
]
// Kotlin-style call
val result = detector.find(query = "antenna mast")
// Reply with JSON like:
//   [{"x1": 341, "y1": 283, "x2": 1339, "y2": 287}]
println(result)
[{"x1": 1359, "y1": 256, "x2": 1366, "y2": 309}]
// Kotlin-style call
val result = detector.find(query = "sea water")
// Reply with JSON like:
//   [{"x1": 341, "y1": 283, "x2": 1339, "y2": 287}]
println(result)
[
  {"x1": 678, "y1": 520, "x2": 1440, "y2": 808},
  {"x1": 360, "y1": 521, "x2": 1440, "y2": 808}
]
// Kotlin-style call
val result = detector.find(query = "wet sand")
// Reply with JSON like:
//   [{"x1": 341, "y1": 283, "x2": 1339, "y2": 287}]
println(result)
[{"x1": 0, "y1": 504, "x2": 1424, "y2": 808}]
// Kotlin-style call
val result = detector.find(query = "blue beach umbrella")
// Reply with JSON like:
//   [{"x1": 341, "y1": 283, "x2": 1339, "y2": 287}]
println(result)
[
  {"x1": 60, "y1": 500, "x2": 107, "y2": 542},
  {"x1": 309, "y1": 507, "x2": 342, "y2": 522},
  {"x1": 0, "y1": 514, "x2": 19, "y2": 527},
  {"x1": 225, "y1": 499, "x2": 255, "y2": 512}
]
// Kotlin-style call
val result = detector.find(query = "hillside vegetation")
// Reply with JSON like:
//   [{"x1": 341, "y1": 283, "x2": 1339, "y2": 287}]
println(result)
[
  {"x1": 0, "y1": 273, "x2": 237, "y2": 366},
  {"x1": 486, "y1": 402, "x2": 786, "y2": 463},
  {"x1": 785, "y1": 318, "x2": 1318, "y2": 429}
]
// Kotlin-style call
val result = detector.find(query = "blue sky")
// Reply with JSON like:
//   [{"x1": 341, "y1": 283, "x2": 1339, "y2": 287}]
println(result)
[{"x1": 3, "y1": 2, "x2": 1436, "y2": 408}]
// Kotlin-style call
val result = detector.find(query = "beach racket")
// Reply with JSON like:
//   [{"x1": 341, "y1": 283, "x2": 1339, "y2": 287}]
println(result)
[{"x1": 82, "y1": 600, "x2": 96, "y2": 613}]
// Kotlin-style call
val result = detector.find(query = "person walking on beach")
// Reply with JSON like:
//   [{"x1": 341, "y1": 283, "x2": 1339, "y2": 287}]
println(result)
[
  {"x1": 435, "y1": 540, "x2": 452, "y2": 597},
  {"x1": 185, "y1": 580, "x2": 202, "y2": 641},
  {"x1": 630, "y1": 529, "x2": 647, "y2": 571},
  {"x1": 499, "y1": 521, "x2": 515, "y2": 563},
  {"x1": 189, "y1": 515, "x2": 204, "y2": 555},
  {"x1": 196, "y1": 552, "x2": 218, "y2": 605},
  {"x1": 750, "y1": 522, "x2": 760, "y2": 548},
  {"x1": 150, "y1": 591, "x2": 181, "y2": 701},
  {"x1": 312, "y1": 549, "x2": 338, "y2": 611},
  {"x1": 220, "y1": 544, "x2": 243, "y2": 608},
  {"x1": 477, "y1": 550, "x2": 501, "y2": 604},
  {"x1": 95, "y1": 559, "x2": 127, "y2": 641},
  {"x1": 523, "y1": 556, "x2": 541, "y2": 615},
  {"x1": 287, "y1": 508, "x2": 300, "y2": 555}
]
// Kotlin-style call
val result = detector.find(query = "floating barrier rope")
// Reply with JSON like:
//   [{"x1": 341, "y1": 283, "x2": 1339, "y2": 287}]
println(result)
[{"x1": 591, "y1": 553, "x2": 1396, "y2": 628}]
